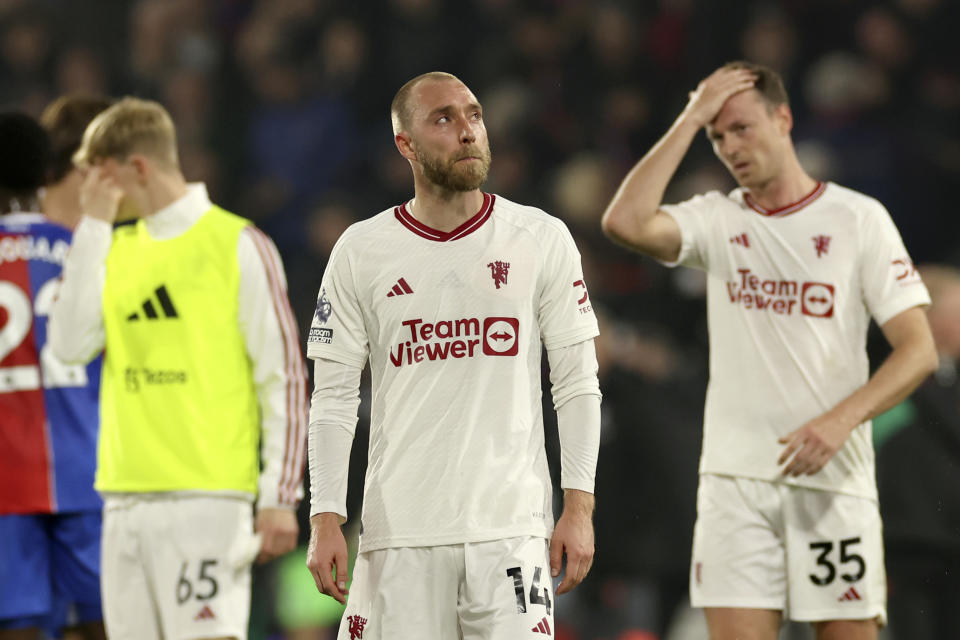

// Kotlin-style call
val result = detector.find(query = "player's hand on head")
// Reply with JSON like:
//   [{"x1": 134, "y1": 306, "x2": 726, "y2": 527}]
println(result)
[
  {"x1": 306, "y1": 512, "x2": 350, "y2": 604},
  {"x1": 549, "y1": 489, "x2": 595, "y2": 595},
  {"x1": 777, "y1": 413, "x2": 852, "y2": 477},
  {"x1": 682, "y1": 67, "x2": 758, "y2": 129},
  {"x1": 79, "y1": 166, "x2": 124, "y2": 223},
  {"x1": 254, "y1": 507, "x2": 299, "y2": 563}
]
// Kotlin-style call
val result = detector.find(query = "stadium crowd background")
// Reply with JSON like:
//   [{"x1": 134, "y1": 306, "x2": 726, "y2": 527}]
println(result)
[{"x1": 2, "y1": 0, "x2": 958, "y2": 638}]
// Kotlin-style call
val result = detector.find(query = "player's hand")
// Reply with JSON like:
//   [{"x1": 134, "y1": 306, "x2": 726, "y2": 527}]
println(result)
[
  {"x1": 680, "y1": 67, "x2": 757, "y2": 129},
  {"x1": 777, "y1": 413, "x2": 855, "y2": 476},
  {"x1": 254, "y1": 507, "x2": 298, "y2": 563},
  {"x1": 549, "y1": 489, "x2": 595, "y2": 595},
  {"x1": 306, "y1": 512, "x2": 349, "y2": 604},
  {"x1": 79, "y1": 166, "x2": 124, "y2": 223}
]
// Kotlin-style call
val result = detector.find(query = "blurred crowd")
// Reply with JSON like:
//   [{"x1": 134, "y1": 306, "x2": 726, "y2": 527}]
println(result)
[{"x1": 2, "y1": 0, "x2": 958, "y2": 638}]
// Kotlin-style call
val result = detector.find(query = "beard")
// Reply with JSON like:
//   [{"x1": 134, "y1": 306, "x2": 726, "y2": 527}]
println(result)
[{"x1": 416, "y1": 143, "x2": 492, "y2": 192}]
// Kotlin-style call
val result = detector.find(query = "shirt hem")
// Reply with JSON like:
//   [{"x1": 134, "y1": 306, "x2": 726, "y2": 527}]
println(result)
[
  {"x1": 98, "y1": 487, "x2": 256, "y2": 501},
  {"x1": 358, "y1": 524, "x2": 552, "y2": 552},
  {"x1": 542, "y1": 328, "x2": 599, "y2": 352},
  {"x1": 698, "y1": 469, "x2": 878, "y2": 501},
  {"x1": 306, "y1": 345, "x2": 366, "y2": 368},
  {"x1": 871, "y1": 291, "x2": 931, "y2": 327}
]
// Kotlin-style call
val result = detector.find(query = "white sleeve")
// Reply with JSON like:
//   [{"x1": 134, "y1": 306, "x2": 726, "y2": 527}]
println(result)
[
  {"x1": 858, "y1": 202, "x2": 931, "y2": 325},
  {"x1": 547, "y1": 339, "x2": 602, "y2": 494},
  {"x1": 659, "y1": 192, "x2": 722, "y2": 271},
  {"x1": 238, "y1": 227, "x2": 309, "y2": 510},
  {"x1": 48, "y1": 216, "x2": 110, "y2": 364},
  {"x1": 306, "y1": 233, "x2": 369, "y2": 367},
  {"x1": 538, "y1": 220, "x2": 599, "y2": 351},
  {"x1": 307, "y1": 358, "x2": 363, "y2": 519}
]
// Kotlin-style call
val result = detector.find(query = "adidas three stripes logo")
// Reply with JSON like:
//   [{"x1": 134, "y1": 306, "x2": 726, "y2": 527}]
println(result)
[
  {"x1": 127, "y1": 285, "x2": 179, "y2": 321},
  {"x1": 386, "y1": 277, "x2": 414, "y2": 298}
]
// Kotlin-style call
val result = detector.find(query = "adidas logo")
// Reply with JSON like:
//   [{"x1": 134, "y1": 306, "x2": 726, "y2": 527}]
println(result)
[
  {"x1": 193, "y1": 605, "x2": 216, "y2": 621},
  {"x1": 531, "y1": 616, "x2": 552, "y2": 635},
  {"x1": 729, "y1": 233, "x2": 750, "y2": 248},
  {"x1": 127, "y1": 285, "x2": 179, "y2": 321},
  {"x1": 838, "y1": 586, "x2": 862, "y2": 602},
  {"x1": 386, "y1": 277, "x2": 414, "y2": 298}
]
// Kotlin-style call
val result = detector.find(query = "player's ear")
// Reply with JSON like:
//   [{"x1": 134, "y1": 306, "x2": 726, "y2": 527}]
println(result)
[
  {"x1": 128, "y1": 153, "x2": 151, "y2": 183},
  {"x1": 394, "y1": 132, "x2": 416, "y2": 161},
  {"x1": 775, "y1": 103, "x2": 793, "y2": 136}
]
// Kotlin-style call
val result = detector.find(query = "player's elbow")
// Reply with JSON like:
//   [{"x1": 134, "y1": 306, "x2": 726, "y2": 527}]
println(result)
[
  {"x1": 919, "y1": 339, "x2": 939, "y2": 379},
  {"x1": 601, "y1": 207, "x2": 645, "y2": 251},
  {"x1": 600, "y1": 205, "x2": 630, "y2": 243}
]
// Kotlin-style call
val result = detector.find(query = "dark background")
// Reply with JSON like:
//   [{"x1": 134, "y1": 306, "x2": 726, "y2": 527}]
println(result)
[{"x1": 3, "y1": 1, "x2": 958, "y2": 638}]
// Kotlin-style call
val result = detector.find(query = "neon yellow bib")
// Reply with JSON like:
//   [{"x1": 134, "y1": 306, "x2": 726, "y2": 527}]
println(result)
[{"x1": 96, "y1": 206, "x2": 259, "y2": 494}]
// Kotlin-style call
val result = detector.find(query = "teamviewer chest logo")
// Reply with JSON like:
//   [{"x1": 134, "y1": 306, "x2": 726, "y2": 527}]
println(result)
[
  {"x1": 801, "y1": 282, "x2": 835, "y2": 317},
  {"x1": 389, "y1": 316, "x2": 520, "y2": 367},
  {"x1": 483, "y1": 317, "x2": 519, "y2": 356}
]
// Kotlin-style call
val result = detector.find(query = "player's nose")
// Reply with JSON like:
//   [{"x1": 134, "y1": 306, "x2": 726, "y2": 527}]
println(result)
[{"x1": 459, "y1": 126, "x2": 476, "y2": 144}]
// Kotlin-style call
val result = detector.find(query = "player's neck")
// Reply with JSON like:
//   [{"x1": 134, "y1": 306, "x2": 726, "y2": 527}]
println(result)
[
  {"x1": 744, "y1": 161, "x2": 818, "y2": 211},
  {"x1": 142, "y1": 171, "x2": 189, "y2": 217},
  {"x1": 42, "y1": 179, "x2": 83, "y2": 229},
  {"x1": 408, "y1": 186, "x2": 485, "y2": 233}
]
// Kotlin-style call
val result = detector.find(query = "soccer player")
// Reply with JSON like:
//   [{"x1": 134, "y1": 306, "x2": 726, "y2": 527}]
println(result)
[
  {"x1": 0, "y1": 107, "x2": 107, "y2": 640},
  {"x1": 41, "y1": 95, "x2": 114, "y2": 232},
  {"x1": 48, "y1": 97, "x2": 308, "y2": 640},
  {"x1": 600, "y1": 61, "x2": 937, "y2": 640},
  {"x1": 305, "y1": 71, "x2": 602, "y2": 639}
]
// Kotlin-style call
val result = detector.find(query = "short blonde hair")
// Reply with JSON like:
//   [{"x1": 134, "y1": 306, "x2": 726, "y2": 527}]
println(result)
[{"x1": 73, "y1": 97, "x2": 179, "y2": 170}]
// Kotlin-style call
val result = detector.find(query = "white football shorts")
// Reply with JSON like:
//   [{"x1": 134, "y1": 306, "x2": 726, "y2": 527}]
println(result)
[
  {"x1": 101, "y1": 494, "x2": 261, "y2": 640},
  {"x1": 338, "y1": 536, "x2": 555, "y2": 640},
  {"x1": 690, "y1": 474, "x2": 886, "y2": 624}
]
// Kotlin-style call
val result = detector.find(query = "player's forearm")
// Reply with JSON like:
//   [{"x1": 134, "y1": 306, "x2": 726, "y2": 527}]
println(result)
[
  {"x1": 308, "y1": 358, "x2": 362, "y2": 520},
  {"x1": 556, "y1": 394, "x2": 601, "y2": 492},
  {"x1": 561, "y1": 488, "x2": 595, "y2": 519},
  {"x1": 48, "y1": 216, "x2": 109, "y2": 364},
  {"x1": 601, "y1": 113, "x2": 700, "y2": 248},
  {"x1": 829, "y1": 323, "x2": 936, "y2": 429},
  {"x1": 548, "y1": 341, "x2": 601, "y2": 492},
  {"x1": 310, "y1": 511, "x2": 345, "y2": 531}
]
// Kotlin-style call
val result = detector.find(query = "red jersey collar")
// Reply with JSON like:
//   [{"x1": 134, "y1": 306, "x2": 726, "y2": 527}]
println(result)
[
  {"x1": 394, "y1": 193, "x2": 495, "y2": 242},
  {"x1": 743, "y1": 181, "x2": 826, "y2": 217}
]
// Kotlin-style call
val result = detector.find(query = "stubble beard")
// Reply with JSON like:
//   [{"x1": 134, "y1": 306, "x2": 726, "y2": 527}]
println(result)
[{"x1": 417, "y1": 144, "x2": 492, "y2": 192}]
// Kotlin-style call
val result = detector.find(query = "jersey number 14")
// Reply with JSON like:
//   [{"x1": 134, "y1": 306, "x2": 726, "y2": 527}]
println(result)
[{"x1": 505, "y1": 566, "x2": 552, "y2": 614}]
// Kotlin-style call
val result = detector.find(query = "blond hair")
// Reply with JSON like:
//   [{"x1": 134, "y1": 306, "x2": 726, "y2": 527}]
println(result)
[
  {"x1": 73, "y1": 97, "x2": 179, "y2": 170},
  {"x1": 390, "y1": 71, "x2": 462, "y2": 135}
]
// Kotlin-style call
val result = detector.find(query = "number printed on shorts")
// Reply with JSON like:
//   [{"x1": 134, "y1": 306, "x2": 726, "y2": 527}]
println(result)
[
  {"x1": 808, "y1": 537, "x2": 866, "y2": 586},
  {"x1": 505, "y1": 566, "x2": 552, "y2": 614},
  {"x1": 176, "y1": 559, "x2": 219, "y2": 604}
]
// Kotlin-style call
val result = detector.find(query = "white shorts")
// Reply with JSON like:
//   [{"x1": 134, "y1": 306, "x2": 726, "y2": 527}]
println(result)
[
  {"x1": 339, "y1": 536, "x2": 554, "y2": 640},
  {"x1": 690, "y1": 474, "x2": 886, "y2": 624},
  {"x1": 101, "y1": 494, "x2": 261, "y2": 640}
]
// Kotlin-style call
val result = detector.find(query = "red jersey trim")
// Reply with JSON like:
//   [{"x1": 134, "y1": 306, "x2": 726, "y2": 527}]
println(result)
[
  {"x1": 245, "y1": 226, "x2": 308, "y2": 506},
  {"x1": 744, "y1": 182, "x2": 826, "y2": 217},
  {"x1": 394, "y1": 193, "x2": 495, "y2": 242}
]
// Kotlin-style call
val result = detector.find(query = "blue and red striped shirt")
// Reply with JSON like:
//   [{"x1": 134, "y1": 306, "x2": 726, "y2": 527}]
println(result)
[{"x1": 0, "y1": 213, "x2": 101, "y2": 514}]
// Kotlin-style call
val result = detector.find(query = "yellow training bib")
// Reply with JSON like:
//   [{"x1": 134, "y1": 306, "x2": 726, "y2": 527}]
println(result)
[{"x1": 96, "y1": 207, "x2": 259, "y2": 494}]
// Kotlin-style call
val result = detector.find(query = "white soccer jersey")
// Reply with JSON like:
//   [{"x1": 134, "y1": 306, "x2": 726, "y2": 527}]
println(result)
[
  {"x1": 307, "y1": 193, "x2": 598, "y2": 551},
  {"x1": 662, "y1": 181, "x2": 929, "y2": 499}
]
